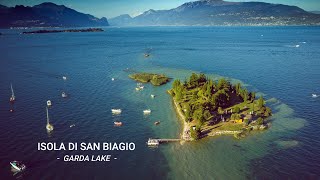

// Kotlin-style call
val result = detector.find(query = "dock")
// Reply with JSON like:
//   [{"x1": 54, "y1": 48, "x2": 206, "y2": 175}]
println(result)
[{"x1": 149, "y1": 138, "x2": 181, "y2": 143}]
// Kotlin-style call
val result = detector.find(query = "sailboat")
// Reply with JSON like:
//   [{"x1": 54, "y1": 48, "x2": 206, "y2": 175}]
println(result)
[
  {"x1": 10, "y1": 83, "x2": 15, "y2": 102},
  {"x1": 46, "y1": 107, "x2": 54, "y2": 132}
]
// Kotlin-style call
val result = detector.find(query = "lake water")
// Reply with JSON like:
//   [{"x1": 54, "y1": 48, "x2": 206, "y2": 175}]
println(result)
[{"x1": 0, "y1": 26, "x2": 319, "y2": 179}]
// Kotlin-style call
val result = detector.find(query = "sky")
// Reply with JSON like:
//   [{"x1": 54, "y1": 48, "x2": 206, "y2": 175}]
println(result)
[{"x1": 0, "y1": 0, "x2": 319, "y2": 18}]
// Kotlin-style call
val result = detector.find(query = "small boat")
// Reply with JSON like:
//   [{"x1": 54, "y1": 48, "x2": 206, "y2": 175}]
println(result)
[
  {"x1": 143, "y1": 109, "x2": 151, "y2": 114},
  {"x1": 135, "y1": 86, "x2": 144, "y2": 91},
  {"x1": 10, "y1": 161, "x2": 26, "y2": 171},
  {"x1": 114, "y1": 121, "x2": 123, "y2": 126},
  {"x1": 295, "y1": 45, "x2": 300, "y2": 48},
  {"x1": 147, "y1": 138, "x2": 159, "y2": 146},
  {"x1": 10, "y1": 83, "x2": 15, "y2": 102},
  {"x1": 10, "y1": 109, "x2": 14, "y2": 113},
  {"x1": 47, "y1": 100, "x2": 52, "y2": 107},
  {"x1": 111, "y1": 109, "x2": 122, "y2": 114},
  {"x1": 46, "y1": 107, "x2": 54, "y2": 131},
  {"x1": 111, "y1": 78, "x2": 115, "y2": 81},
  {"x1": 154, "y1": 121, "x2": 160, "y2": 125},
  {"x1": 62, "y1": 76, "x2": 67, "y2": 80},
  {"x1": 144, "y1": 53, "x2": 150, "y2": 58},
  {"x1": 312, "y1": 94, "x2": 318, "y2": 98},
  {"x1": 61, "y1": 92, "x2": 67, "y2": 98},
  {"x1": 70, "y1": 124, "x2": 75, "y2": 128},
  {"x1": 151, "y1": 94, "x2": 155, "y2": 98}
]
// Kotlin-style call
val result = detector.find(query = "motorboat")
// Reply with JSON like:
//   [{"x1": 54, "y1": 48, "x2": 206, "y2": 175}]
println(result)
[
  {"x1": 151, "y1": 94, "x2": 155, "y2": 98},
  {"x1": 143, "y1": 109, "x2": 151, "y2": 114},
  {"x1": 114, "y1": 121, "x2": 123, "y2": 126},
  {"x1": 70, "y1": 124, "x2": 75, "y2": 128},
  {"x1": 46, "y1": 107, "x2": 54, "y2": 131},
  {"x1": 62, "y1": 76, "x2": 67, "y2": 80},
  {"x1": 312, "y1": 94, "x2": 318, "y2": 98},
  {"x1": 47, "y1": 100, "x2": 52, "y2": 107},
  {"x1": 62, "y1": 92, "x2": 67, "y2": 98},
  {"x1": 111, "y1": 78, "x2": 115, "y2": 81},
  {"x1": 10, "y1": 161, "x2": 26, "y2": 171},
  {"x1": 10, "y1": 83, "x2": 15, "y2": 102},
  {"x1": 154, "y1": 121, "x2": 160, "y2": 125},
  {"x1": 111, "y1": 109, "x2": 122, "y2": 114},
  {"x1": 147, "y1": 138, "x2": 159, "y2": 146}
]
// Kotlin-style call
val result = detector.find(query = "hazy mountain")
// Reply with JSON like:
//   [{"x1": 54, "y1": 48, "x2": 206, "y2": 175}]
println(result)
[
  {"x1": 0, "y1": 2, "x2": 109, "y2": 28},
  {"x1": 108, "y1": 14, "x2": 132, "y2": 26},
  {"x1": 110, "y1": 0, "x2": 320, "y2": 26}
]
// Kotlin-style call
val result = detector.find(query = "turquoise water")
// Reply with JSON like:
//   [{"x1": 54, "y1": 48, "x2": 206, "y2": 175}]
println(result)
[{"x1": 0, "y1": 26, "x2": 319, "y2": 179}]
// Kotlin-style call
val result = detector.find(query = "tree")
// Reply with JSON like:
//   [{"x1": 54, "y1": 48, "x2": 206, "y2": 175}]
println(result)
[
  {"x1": 244, "y1": 119, "x2": 249, "y2": 126},
  {"x1": 218, "y1": 107, "x2": 223, "y2": 115},
  {"x1": 264, "y1": 107, "x2": 272, "y2": 117},
  {"x1": 190, "y1": 126, "x2": 201, "y2": 140},
  {"x1": 234, "y1": 106, "x2": 240, "y2": 113},
  {"x1": 217, "y1": 78, "x2": 230, "y2": 91},
  {"x1": 258, "y1": 96, "x2": 265, "y2": 109},
  {"x1": 189, "y1": 73, "x2": 199, "y2": 88},
  {"x1": 185, "y1": 103, "x2": 193, "y2": 122},
  {"x1": 241, "y1": 88, "x2": 249, "y2": 102},
  {"x1": 250, "y1": 92, "x2": 256, "y2": 102},
  {"x1": 172, "y1": 79, "x2": 181, "y2": 91},
  {"x1": 257, "y1": 117, "x2": 264, "y2": 125},
  {"x1": 199, "y1": 73, "x2": 207, "y2": 83}
]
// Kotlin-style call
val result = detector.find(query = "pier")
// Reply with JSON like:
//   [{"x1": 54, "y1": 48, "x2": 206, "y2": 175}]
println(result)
[{"x1": 149, "y1": 138, "x2": 181, "y2": 143}]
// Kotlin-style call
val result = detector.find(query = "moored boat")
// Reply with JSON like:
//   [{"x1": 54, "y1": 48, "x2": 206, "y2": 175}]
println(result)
[
  {"x1": 154, "y1": 121, "x2": 160, "y2": 125},
  {"x1": 111, "y1": 109, "x2": 122, "y2": 114},
  {"x1": 46, "y1": 107, "x2": 54, "y2": 132},
  {"x1": 143, "y1": 109, "x2": 151, "y2": 114},
  {"x1": 147, "y1": 138, "x2": 159, "y2": 146},
  {"x1": 10, "y1": 161, "x2": 26, "y2": 171},
  {"x1": 151, "y1": 94, "x2": 155, "y2": 98},
  {"x1": 47, "y1": 100, "x2": 52, "y2": 107},
  {"x1": 114, "y1": 121, "x2": 123, "y2": 126},
  {"x1": 62, "y1": 92, "x2": 67, "y2": 98}
]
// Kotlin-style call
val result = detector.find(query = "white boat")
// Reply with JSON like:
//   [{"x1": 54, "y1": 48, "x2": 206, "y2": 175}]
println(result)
[
  {"x1": 151, "y1": 94, "x2": 155, "y2": 98},
  {"x1": 114, "y1": 121, "x2": 123, "y2": 126},
  {"x1": 143, "y1": 109, "x2": 151, "y2": 114},
  {"x1": 147, "y1": 138, "x2": 159, "y2": 146},
  {"x1": 62, "y1": 76, "x2": 67, "y2": 80},
  {"x1": 295, "y1": 45, "x2": 300, "y2": 48},
  {"x1": 10, "y1": 83, "x2": 15, "y2": 102},
  {"x1": 111, "y1": 109, "x2": 122, "y2": 114},
  {"x1": 47, "y1": 100, "x2": 52, "y2": 107},
  {"x1": 312, "y1": 94, "x2": 318, "y2": 98},
  {"x1": 46, "y1": 107, "x2": 54, "y2": 131},
  {"x1": 10, "y1": 161, "x2": 26, "y2": 171},
  {"x1": 62, "y1": 92, "x2": 67, "y2": 98},
  {"x1": 70, "y1": 124, "x2": 75, "y2": 128},
  {"x1": 111, "y1": 78, "x2": 115, "y2": 81}
]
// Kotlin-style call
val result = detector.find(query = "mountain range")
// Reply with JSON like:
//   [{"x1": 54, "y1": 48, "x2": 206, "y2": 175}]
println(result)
[
  {"x1": 0, "y1": 2, "x2": 109, "y2": 28},
  {"x1": 109, "y1": 0, "x2": 320, "y2": 26}
]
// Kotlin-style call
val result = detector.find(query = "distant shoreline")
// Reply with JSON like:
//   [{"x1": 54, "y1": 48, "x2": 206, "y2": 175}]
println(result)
[{"x1": 22, "y1": 28, "x2": 104, "y2": 34}]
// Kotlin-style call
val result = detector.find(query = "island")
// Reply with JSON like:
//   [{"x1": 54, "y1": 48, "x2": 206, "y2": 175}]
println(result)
[
  {"x1": 22, "y1": 28, "x2": 104, "y2": 34},
  {"x1": 168, "y1": 73, "x2": 272, "y2": 141},
  {"x1": 129, "y1": 73, "x2": 170, "y2": 86}
]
